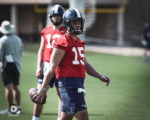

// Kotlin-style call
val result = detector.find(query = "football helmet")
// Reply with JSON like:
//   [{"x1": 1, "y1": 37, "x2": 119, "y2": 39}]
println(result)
[
  {"x1": 63, "y1": 8, "x2": 84, "y2": 35},
  {"x1": 49, "y1": 4, "x2": 65, "y2": 26}
]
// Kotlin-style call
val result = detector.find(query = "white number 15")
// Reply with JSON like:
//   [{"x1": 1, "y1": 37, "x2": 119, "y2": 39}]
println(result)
[{"x1": 72, "y1": 47, "x2": 84, "y2": 65}]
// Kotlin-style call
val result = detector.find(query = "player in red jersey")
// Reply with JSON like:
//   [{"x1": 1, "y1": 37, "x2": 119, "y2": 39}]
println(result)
[
  {"x1": 32, "y1": 4, "x2": 65, "y2": 120},
  {"x1": 34, "y1": 8, "x2": 110, "y2": 120}
]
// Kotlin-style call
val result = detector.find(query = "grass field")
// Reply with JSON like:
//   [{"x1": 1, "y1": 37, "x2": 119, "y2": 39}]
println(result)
[{"x1": 0, "y1": 51, "x2": 150, "y2": 120}]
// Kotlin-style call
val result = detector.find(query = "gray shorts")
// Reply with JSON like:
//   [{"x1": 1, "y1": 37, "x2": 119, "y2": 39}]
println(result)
[{"x1": 37, "y1": 62, "x2": 58, "y2": 88}]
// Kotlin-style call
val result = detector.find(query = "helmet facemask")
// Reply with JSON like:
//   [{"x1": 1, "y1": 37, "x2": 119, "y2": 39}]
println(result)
[
  {"x1": 63, "y1": 8, "x2": 85, "y2": 35},
  {"x1": 63, "y1": 18, "x2": 84, "y2": 35},
  {"x1": 71, "y1": 19, "x2": 84, "y2": 35}
]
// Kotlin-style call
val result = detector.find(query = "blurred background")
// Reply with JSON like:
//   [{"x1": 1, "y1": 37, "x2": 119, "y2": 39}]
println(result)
[
  {"x1": 0, "y1": 1, "x2": 150, "y2": 120},
  {"x1": 0, "y1": 0, "x2": 150, "y2": 47}
]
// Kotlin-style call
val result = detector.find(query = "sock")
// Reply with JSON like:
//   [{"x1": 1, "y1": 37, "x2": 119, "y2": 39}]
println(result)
[{"x1": 32, "y1": 115, "x2": 39, "y2": 120}]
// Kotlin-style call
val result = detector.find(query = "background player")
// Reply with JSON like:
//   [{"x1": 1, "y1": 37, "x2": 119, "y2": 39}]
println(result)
[
  {"x1": 141, "y1": 22, "x2": 150, "y2": 61},
  {"x1": 32, "y1": 4, "x2": 65, "y2": 120},
  {"x1": 34, "y1": 8, "x2": 110, "y2": 120}
]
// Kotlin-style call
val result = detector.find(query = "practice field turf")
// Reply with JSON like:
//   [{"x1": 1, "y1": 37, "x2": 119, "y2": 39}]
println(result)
[{"x1": 0, "y1": 51, "x2": 150, "y2": 120}]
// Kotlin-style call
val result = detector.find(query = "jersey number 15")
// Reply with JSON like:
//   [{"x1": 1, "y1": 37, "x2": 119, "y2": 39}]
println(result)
[{"x1": 72, "y1": 47, "x2": 84, "y2": 65}]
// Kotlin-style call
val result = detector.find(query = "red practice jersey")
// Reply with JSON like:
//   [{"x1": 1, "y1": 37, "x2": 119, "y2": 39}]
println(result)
[
  {"x1": 54, "y1": 33, "x2": 85, "y2": 79},
  {"x1": 41, "y1": 25, "x2": 66, "y2": 62}
]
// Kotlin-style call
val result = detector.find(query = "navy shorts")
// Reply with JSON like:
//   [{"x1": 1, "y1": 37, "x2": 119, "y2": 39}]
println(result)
[
  {"x1": 2, "y1": 63, "x2": 20, "y2": 86},
  {"x1": 58, "y1": 77, "x2": 87, "y2": 115},
  {"x1": 37, "y1": 62, "x2": 58, "y2": 88}
]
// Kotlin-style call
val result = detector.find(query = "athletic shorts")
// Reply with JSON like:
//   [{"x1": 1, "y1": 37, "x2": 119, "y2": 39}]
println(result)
[
  {"x1": 58, "y1": 77, "x2": 87, "y2": 115},
  {"x1": 2, "y1": 63, "x2": 20, "y2": 86},
  {"x1": 37, "y1": 62, "x2": 58, "y2": 88}
]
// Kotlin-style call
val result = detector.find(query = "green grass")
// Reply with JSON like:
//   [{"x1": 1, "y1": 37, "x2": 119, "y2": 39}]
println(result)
[
  {"x1": 23, "y1": 42, "x2": 40, "y2": 52},
  {"x1": 0, "y1": 51, "x2": 150, "y2": 120}
]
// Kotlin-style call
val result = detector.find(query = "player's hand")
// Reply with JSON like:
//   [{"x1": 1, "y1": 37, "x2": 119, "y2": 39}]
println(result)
[
  {"x1": 33, "y1": 88, "x2": 47, "y2": 104},
  {"x1": 99, "y1": 75, "x2": 110, "y2": 86}
]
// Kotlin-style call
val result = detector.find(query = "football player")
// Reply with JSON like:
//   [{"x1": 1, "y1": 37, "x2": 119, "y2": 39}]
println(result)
[
  {"x1": 142, "y1": 22, "x2": 150, "y2": 61},
  {"x1": 34, "y1": 8, "x2": 110, "y2": 120},
  {"x1": 32, "y1": 4, "x2": 65, "y2": 120}
]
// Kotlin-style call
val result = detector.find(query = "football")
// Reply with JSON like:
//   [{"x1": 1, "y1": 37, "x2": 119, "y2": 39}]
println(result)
[{"x1": 29, "y1": 88, "x2": 46, "y2": 104}]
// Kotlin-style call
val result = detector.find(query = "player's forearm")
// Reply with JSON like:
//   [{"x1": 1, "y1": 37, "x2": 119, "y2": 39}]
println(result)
[
  {"x1": 85, "y1": 63, "x2": 101, "y2": 78},
  {"x1": 85, "y1": 59, "x2": 102, "y2": 78},
  {"x1": 37, "y1": 37, "x2": 44, "y2": 69},
  {"x1": 41, "y1": 64, "x2": 56, "y2": 89},
  {"x1": 37, "y1": 49, "x2": 43, "y2": 69},
  {"x1": 41, "y1": 48, "x2": 65, "y2": 88}
]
